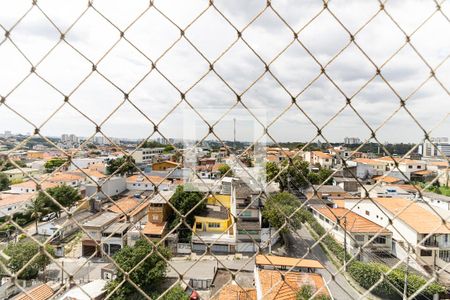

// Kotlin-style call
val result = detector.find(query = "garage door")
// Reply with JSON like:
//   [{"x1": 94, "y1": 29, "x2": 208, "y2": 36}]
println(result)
[
  {"x1": 192, "y1": 243, "x2": 207, "y2": 253},
  {"x1": 211, "y1": 244, "x2": 229, "y2": 253},
  {"x1": 236, "y1": 243, "x2": 256, "y2": 253}
]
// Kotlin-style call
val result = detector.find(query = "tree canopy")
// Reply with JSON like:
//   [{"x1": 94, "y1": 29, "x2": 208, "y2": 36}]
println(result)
[
  {"x1": 105, "y1": 239, "x2": 171, "y2": 299},
  {"x1": 106, "y1": 156, "x2": 137, "y2": 175},
  {"x1": 218, "y1": 164, "x2": 232, "y2": 177},
  {"x1": 262, "y1": 192, "x2": 304, "y2": 233},
  {"x1": 169, "y1": 185, "x2": 205, "y2": 241},
  {"x1": 266, "y1": 158, "x2": 333, "y2": 191},
  {"x1": 3, "y1": 240, "x2": 55, "y2": 280},
  {"x1": 44, "y1": 158, "x2": 67, "y2": 173},
  {"x1": 36, "y1": 185, "x2": 81, "y2": 215},
  {"x1": 0, "y1": 173, "x2": 9, "y2": 191}
]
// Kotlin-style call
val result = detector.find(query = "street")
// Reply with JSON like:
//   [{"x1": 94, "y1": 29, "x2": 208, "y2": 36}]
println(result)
[{"x1": 285, "y1": 226, "x2": 363, "y2": 300}]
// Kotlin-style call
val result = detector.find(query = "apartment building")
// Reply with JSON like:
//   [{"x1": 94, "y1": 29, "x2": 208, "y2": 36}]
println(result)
[{"x1": 131, "y1": 148, "x2": 164, "y2": 164}]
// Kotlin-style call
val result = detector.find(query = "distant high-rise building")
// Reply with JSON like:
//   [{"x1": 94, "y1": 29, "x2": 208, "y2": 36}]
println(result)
[
  {"x1": 419, "y1": 137, "x2": 450, "y2": 158},
  {"x1": 4, "y1": 131, "x2": 12, "y2": 138},
  {"x1": 344, "y1": 137, "x2": 361, "y2": 145},
  {"x1": 61, "y1": 133, "x2": 79, "y2": 144}
]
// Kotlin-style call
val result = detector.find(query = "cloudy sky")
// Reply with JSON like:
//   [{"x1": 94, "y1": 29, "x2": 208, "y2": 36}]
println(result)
[{"x1": 0, "y1": 0, "x2": 448, "y2": 145}]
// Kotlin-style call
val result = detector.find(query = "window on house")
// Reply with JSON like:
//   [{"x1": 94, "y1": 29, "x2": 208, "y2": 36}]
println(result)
[
  {"x1": 208, "y1": 223, "x2": 220, "y2": 228},
  {"x1": 373, "y1": 236, "x2": 387, "y2": 244},
  {"x1": 417, "y1": 165, "x2": 422, "y2": 169},
  {"x1": 195, "y1": 223, "x2": 202, "y2": 230},
  {"x1": 152, "y1": 215, "x2": 159, "y2": 222},
  {"x1": 355, "y1": 235, "x2": 365, "y2": 242},
  {"x1": 408, "y1": 165, "x2": 413, "y2": 169},
  {"x1": 420, "y1": 250, "x2": 432, "y2": 257}
]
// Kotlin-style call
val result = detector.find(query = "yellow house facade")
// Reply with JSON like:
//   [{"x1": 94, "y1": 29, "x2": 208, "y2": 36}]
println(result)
[
  {"x1": 206, "y1": 194, "x2": 231, "y2": 208},
  {"x1": 193, "y1": 215, "x2": 233, "y2": 234}
]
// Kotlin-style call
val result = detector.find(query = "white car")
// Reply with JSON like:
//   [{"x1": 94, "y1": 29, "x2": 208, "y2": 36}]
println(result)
[{"x1": 41, "y1": 212, "x2": 57, "y2": 222}]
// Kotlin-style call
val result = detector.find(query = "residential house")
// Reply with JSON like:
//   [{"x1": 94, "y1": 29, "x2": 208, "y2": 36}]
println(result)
[
  {"x1": 59, "y1": 279, "x2": 106, "y2": 300},
  {"x1": 37, "y1": 210, "x2": 94, "y2": 239},
  {"x1": 421, "y1": 192, "x2": 450, "y2": 211},
  {"x1": 360, "y1": 184, "x2": 411, "y2": 199},
  {"x1": 107, "y1": 196, "x2": 148, "y2": 223},
  {"x1": 192, "y1": 205, "x2": 234, "y2": 253},
  {"x1": 126, "y1": 175, "x2": 172, "y2": 191},
  {"x1": 349, "y1": 158, "x2": 386, "y2": 179},
  {"x1": 311, "y1": 206, "x2": 392, "y2": 254},
  {"x1": 81, "y1": 212, "x2": 119, "y2": 257},
  {"x1": 376, "y1": 157, "x2": 427, "y2": 179},
  {"x1": 333, "y1": 177, "x2": 360, "y2": 192},
  {"x1": 303, "y1": 151, "x2": 334, "y2": 168},
  {"x1": 11, "y1": 283, "x2": 54, "y2": 300},
  {"x1": 9, "y1": 180, "x2": 57, "y2": 194},
  {"x1": 85, "y1": 176, "x2": 127, "y2": 201},
  {"x1": 305, "y1": 185, "x2": 350, "y2": 205},
  {"x1": 254, "y1": 255, "x2": 331, "y2": 300},
  {"x1": 101, "y1": 222, "x2": 130, "y2": 256},
  {"x1": 152, "y1": 161, "x2": 178, "y2": 171},
  {"x1": 142, "y1": 191, "x2": 174, "y2": 241},
  {"x1": 2, "y1": 168, "x2": 39, "y2": 181},
  {"x1": 0, "y1": 193, "x2": 34, "y2": 217},
  {"x1": 345, "y1": 197, "x2": 450, "y2": 281},
  {"x1": 373, "y1": 175, "x2": 406, "y2": 185},
  {"x1": 233, "y1": 180, "x2": 262, "y2": 253},
  {"x1": 46, "y1": 172, "x2": 83, "y2": 188}
]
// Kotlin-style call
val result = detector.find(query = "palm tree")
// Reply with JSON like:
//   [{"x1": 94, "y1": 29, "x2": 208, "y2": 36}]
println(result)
[{"x1": 27, "y1": 198, "x2": 46, "y2": 235}]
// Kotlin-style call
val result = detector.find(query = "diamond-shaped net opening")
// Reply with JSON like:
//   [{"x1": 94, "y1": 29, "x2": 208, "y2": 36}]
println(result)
[{"x1": 0, "y1": 0, "x2": 448, "y2": 299}]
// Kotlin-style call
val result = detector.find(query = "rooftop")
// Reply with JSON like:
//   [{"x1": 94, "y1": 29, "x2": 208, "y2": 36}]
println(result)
[
  {"x1": 212, "y1": 284, "x2": 256, "y2": 300},
  {"x1": 142, "y1": 221, "x2": 166, "y2": 236},
  {"x1": 258, "y1": 269, "x2": 330, "y2": 300},
  {"x1": 83, "y1": 212, "x2": 118, "y2": 228},
  {"x1": 103, "y1": 222, "x2": 130, "y2": 234},
  {"x1": 12, "y1": 283, "x2": 54, "y2": 300},
  {"x1": 255, "y1": 255, "x2": 324, "y2": 269},
  {"x1": 0, "y1": 193, "x2": 33, "y2": 206},
  {"x1": 149, "y1": 190, "x2": 174, "y2": 204},
  {"x1": 374, "y1": 197, "x2": 450, "y2": 234},
  {"x1": 196, "y1": 205, "x2": 229, "y2": 220},
  {"x1": 314, "y1": 207, "x2": 390, "y2": 234}
]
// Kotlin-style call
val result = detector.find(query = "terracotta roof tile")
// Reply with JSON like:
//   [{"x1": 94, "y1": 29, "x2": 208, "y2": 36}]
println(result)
[
  {"x1": 314, "y1": 207, "x2": 390, "y2": 233},
  {"x1": 13, "y1": 283, "x2": 54, "y2": 300}
]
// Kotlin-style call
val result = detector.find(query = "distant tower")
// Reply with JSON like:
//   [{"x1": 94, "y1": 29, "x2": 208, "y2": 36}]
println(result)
[{"x1": 233, "y1": 118, "x2": 236, "y2": 148}]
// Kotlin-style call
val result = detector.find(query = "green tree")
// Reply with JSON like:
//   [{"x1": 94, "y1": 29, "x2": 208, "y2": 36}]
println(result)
[
  {"x1": 0, "y1": 172, "x2": 9, "y2": 191},
  {"x1": 0, "y1": 159, "x2": 26, "y2": 171},
  {"x1": 296, "y1": 284, "x2": 331, "y2": 300},
  {"x1": 160, "y1": 285, "x2": 189, "y2": 300},
  {"x1": 218, "y1": 164, "x2": 233, "y2": 177},
  {"x1": 265, "y1": 161, "x2": 280, "y2": 182},
  {"x1": 3, "y1": 240, "x2": 55, "y2": 280},
  {"x1": 307, "y1": 168, "x2": 333, "y2": 185},
  {"x1": 27, "y1": 198, "x2": 47, "y2": 234},
  {"x1": 142, "y1": 140, "x2": 164, "y2": 148},
  {"x1": 105, "y1": 239, "x2": 171, "y2": 299},
  {"x1": 44, "y1": 158, "x2": 67, "y2": 173},
  {"x1": 163, "y1": 145, "x2": 175, "y2": 153},
  {"x1": 36, "y1": 185, "x2": 81, "y2": 216},
  {"x1": 106, "y1": 157, "x2": 137, "y2": 175},
  {"x1": 262, "y1": 192, "x2": 303, "y2": 233},
  {"x1": 266, "y1": 158, "x2": 311, "y2": 191},
  {"x1": 169, "y1": 185, "x2": 205, "y2": 241}
]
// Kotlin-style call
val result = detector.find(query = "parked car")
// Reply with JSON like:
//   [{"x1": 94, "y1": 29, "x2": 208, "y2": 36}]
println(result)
[{"x1": 41, "y1": 212, "x2": 57, "y2": 222}]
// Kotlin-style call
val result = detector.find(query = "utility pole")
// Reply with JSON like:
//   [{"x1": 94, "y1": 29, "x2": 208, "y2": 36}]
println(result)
[
  {"x1": 343, "y1": 216, "x2": 347, "y2": 272},
  {"x1": 268, "y1": 225, "x2": 272, "y2": 254},
  {"x1": 403, "y1": 246, "x2": 410, "y2": 299}
]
